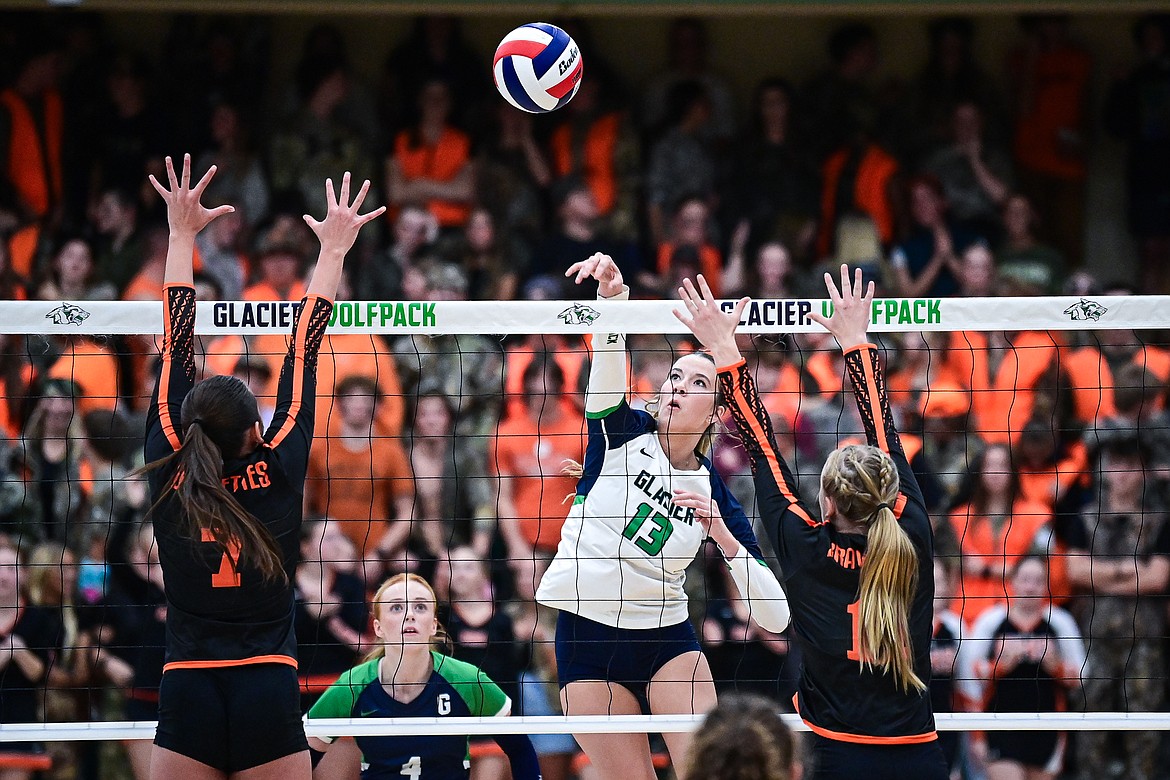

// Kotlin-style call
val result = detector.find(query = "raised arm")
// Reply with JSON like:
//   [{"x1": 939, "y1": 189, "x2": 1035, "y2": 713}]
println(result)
[
  {"x1": 145, "y1": 154, "x2": 233, "y2": 456},
  {"x1": 809, "y1": 265, "x2": 923, "y2": 506},
  {"x1": 675, "y1": 276, "x2": 824, "y2": 566},
  {"x1": 567, "y1": 253, "x2": 630, "y2": 418},
  {"x1": 266, "y1": 174, "x2": 383, "y2": 467}
]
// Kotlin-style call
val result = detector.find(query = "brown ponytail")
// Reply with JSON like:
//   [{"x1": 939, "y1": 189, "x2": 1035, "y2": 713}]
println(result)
[
  {"x1": 822, "y1": 445, "x2": 925, "y2": 693},
  {"x1": 143, "y1": 375, "x2": 286, "y2": 583}
]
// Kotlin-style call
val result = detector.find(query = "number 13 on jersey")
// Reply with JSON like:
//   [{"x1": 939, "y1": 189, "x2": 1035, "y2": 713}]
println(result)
[{"x1": 623, "y1": 502, "x2": 673, "y2": 555}]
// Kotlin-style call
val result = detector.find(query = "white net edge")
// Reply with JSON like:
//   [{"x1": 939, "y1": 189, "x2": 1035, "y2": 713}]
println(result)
[
  {"x1": 8, "y1": 295, "x2": 1163, "y2": 336},
  {"x1": 2, "y1": 713, "x2": 1170, "y2": 741}
]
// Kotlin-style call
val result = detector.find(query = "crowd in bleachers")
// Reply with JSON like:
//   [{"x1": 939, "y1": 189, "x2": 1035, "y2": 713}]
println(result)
[{"x1": 0, "y1": 9, "x2": 1169, "y2": 780}]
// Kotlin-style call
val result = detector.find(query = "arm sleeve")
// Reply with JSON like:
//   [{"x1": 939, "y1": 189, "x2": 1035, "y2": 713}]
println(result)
[
  {"x1": 584, "y1": 286, "x2": 631, "y2": 419},
  {"x1": 493, "y1": 733, "x2": 542, "y2": 780},
  {"x1": 709, "y1": 468, "x2": 790, "y2": 632},
  {"x1": 842, "y1": 344, "x2": 931, "y2": 536},
  {"x1": 265, "y1": 295, "x2": 334, "y2": 487},
  {"x1": 145, "y1": 285, "x2": 197, "y2": 462},
  {"x1": 724, "y1": 546, "x2": 790, "y2": 633},
  {"x1": 718, "y1": 359, "x2": 825, "y2": 577}
]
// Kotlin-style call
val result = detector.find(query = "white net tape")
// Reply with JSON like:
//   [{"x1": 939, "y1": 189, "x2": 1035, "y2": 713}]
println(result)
[
  {"x1": 3, "y1": 714, "x2": 1170, "y2": 742},
  {"x1": 9, "y1": 294, "x2": 1157, "y2": 335}
]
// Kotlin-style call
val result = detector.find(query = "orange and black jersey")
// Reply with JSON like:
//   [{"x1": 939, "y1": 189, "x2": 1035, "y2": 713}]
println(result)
[
  {"x1": 719, "y1": 343, "x2": 936, "y2": 744},
  {"x1": 145, "y1": 284, "x2": 333, "y2": 671}
]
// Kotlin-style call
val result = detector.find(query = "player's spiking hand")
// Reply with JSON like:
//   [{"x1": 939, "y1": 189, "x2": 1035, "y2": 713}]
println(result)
[{"x1": 566, "y1": 252, "x2": 624, "y2": 298}]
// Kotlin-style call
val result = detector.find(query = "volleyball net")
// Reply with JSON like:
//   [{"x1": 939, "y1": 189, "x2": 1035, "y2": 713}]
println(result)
[{"x1": 1, "y1": 292, "x2": 1169, "y2": 750}]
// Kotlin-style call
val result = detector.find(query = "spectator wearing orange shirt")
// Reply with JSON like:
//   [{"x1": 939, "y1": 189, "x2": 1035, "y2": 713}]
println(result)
[
  {"x1": 45, "y1": 336, "x2": 121, "y2": 416},
  {"x1": 949, "y1": 443, "x2": 1053, "y2": 623},
  {"x1": 1010, "y1": 15, "x2": 1092, "y2": 265},
  {"x1": 386, "y1": 79, "x2": 474, "y2": 229},
  {"x1": 121, "y1": 226, "x2": 170, "y2": 303},
  {"x1": 243, "y1": 235, "x2": 308, "y2": 302},
  {"x1": 942, "y1": 329, "x2": 1061, "y2": 444},
  {"x1": 1015, "y1": 422, "x2": 1088, "y2": 513},
  {"x1": 654, "y1": 197, "x2": 722, "y2": 297},
  {"x1": 503, "y1": 335, "x2": 586, "y2": 423},
  {"x1": 0, "y1": 33, "x2": 65, "y2": 280},
  {"x1": 493, "y1": 356, "x2": 585, "y2": 607},
  {"x1": 0, "y1": 239, "x2": 29, "y2": 303},
  {"x1": 1064, "y1": 322, "x2": 1170, "y2": 427},
  {"x1": 314, "y1": 270, "x2": 405, "y2": 438},
  {"x1": 549, "y1": 78, "x2": 640, "y2": 240},
  {"x1": 306, "y1": 376, "x2": 414, "y2": 586}
]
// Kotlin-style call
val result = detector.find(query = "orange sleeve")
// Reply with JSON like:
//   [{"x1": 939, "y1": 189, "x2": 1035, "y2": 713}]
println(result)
[
  {"x1": 375, "y1": 346, "x2": 405, "y2": 437},
  {"x1": 700, "y1": 246, "x2": 722, "y2": 297},
  {"x1": 656, "y1": 243, "x2": 671, "y2": 276}
]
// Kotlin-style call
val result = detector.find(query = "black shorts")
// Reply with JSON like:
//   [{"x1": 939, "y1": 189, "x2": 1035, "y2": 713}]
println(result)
[
  {"x1": 155, "y1": 663, "x2": 308, "y2": 772},
  {"x1": 554, "y1": 611, "x2": 701, "y2": 698},
  {"x1": 811, "y1": 734, "x2": 948, "y2": 780},
  {"x1": 986, "y1": 730, "x2": 1063, "y2": 771}
]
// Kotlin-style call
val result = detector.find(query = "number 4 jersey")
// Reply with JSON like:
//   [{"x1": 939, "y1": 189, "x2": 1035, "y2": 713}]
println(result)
[{"x1": 307, "y1": 653, "x2": 510, "y2": 780}]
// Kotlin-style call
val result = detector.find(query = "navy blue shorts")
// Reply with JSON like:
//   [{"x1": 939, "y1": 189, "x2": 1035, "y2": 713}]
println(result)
[
  {"x1": 555, "y1": 611, "x2": 701, "y2": 696},
  {"x1": 155, "y1": 664, "x2": 308, "y2": 772}
]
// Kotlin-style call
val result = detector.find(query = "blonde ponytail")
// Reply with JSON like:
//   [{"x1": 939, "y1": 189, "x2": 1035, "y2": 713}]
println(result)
[
  {"x1": 857, "y1": 506, "x2": 924, "y2": 692},
  {"x1": 822, "y1": 445, "x2": 925, "y2": 693}
]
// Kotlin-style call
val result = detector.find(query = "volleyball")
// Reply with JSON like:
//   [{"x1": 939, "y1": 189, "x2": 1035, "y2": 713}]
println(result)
[{"x1": 492, "y1": 22, "x2": 583, "y2": 114}]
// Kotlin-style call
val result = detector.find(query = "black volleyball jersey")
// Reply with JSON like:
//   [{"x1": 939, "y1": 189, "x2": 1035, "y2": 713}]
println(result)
[
  {"x1": 719, "y1": 344, "x2": 937, "y2": 744},
  {"x1": 145, "y1": 284, "x2": 333, "y2": 670}
]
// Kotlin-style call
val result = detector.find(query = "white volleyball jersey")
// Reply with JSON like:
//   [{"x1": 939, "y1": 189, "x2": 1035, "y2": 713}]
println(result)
[{"x1": 536, "y1": 304, "x2": 767, "y2": 629}]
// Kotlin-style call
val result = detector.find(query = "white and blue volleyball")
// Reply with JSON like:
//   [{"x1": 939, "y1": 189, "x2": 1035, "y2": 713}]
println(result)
[{"x1": 493, "y1": 23, "x2": 583, "y2": 113}]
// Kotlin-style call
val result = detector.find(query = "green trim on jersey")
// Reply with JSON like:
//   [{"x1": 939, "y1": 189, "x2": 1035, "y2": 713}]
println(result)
[
  {"x1": 432, "y1": 652, "x2": 510, "y2": 717},
  {"x1": 307, "y1": 659, "x2": 381, "y2": 741},
  {"x1": 585, "y1": 401, "x2": 624, "y2": 420}
]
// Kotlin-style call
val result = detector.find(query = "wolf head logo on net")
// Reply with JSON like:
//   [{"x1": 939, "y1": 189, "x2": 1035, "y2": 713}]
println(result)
[
  {"x1": 1064, "y1": 299, "x2": 1107, "y2": 322},
  {"x1": 46, "y1": 302, "x2": 92, "y2": 326},
  {"x1": 558, "y1": 304, "x2": 601, "y2": 326}
]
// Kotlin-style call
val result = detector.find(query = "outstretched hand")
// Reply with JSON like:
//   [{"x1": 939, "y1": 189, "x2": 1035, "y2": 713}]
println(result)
[
  {"x1": 149, "y1": 154, "x2": 234, "y2": 238},
  {"x1": 807, "y1": 264, "x2": 874, "y2": 351},
  {"x1": 565, "y1": 252, "x2": 624, "y2": 298},
  {"x1": 303, "y1": 172, "x2": 385, "y2": 256},
  {"x1": 673, "y1": 275, "x2": 748, "y2": 367}
]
